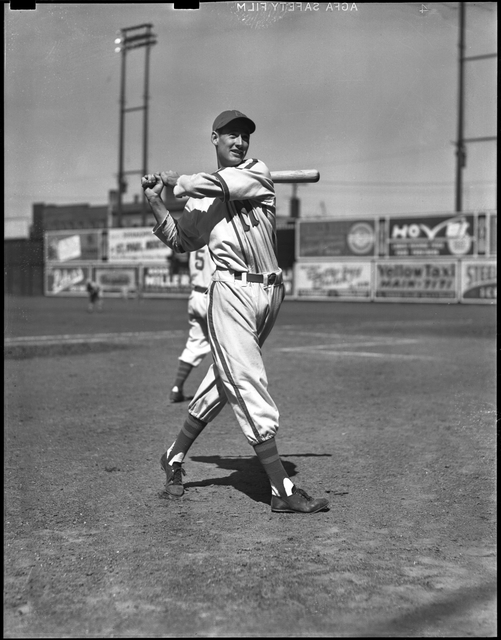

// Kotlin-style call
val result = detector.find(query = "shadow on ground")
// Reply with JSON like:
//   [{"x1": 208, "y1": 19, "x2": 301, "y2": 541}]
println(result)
[{"x1": 185, "y1": 453, "x2": 332, "y2": 505}]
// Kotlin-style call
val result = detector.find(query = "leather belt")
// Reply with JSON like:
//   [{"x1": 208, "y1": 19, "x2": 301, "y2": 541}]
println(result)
[
  {"x1": 233, "y1": 271, "x2": 282, "y2": 286},
  {"x1": 192, "y1": 285, "x2": 208, "y2": 293}
]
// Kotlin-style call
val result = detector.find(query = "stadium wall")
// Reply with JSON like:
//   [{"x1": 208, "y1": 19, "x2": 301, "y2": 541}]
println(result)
[
  {"x1": 293, "y1": 211, "x2": 496, "y2": 304},
  {"x1": 39, "y1": 212, "x2": 496, "y2": 304}
]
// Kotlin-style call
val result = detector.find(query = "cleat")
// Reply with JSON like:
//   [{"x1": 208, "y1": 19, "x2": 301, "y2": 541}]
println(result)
[
  {"x1": 169, "y1": 388, "x2": 187, "y2": 403},
  {"x1": 270, "y1": 486, "x2": 329, "y2": 514},
  {"x1": 160, "y1": 453, "x2": 186, "y2": 498}
]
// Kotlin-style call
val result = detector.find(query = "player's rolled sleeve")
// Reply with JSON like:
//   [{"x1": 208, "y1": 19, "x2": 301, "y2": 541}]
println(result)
[
  {"x1": 152, "y1": 215, "x2": 185, "y2": 252},
  {"x1": 214, "y1": 161, "x2": 274, "y2": 202},
  {"x1": 152, "y1": 211, "x2": 205, "y2": 253},
  {"x1": 174, "y1": 173, "x2": 224, "y2": 199}
]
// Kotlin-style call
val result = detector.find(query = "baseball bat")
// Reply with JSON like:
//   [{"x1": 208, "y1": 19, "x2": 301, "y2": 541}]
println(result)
[
  {"x1": 270, "y1": 170, "x2": 320, "y2": 183},
  {"x1": 142, "y1": 169, "x2": 320, "y2": 189}
]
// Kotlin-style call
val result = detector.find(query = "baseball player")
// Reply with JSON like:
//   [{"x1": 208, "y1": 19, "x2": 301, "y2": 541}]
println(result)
[
  {"x1": 142, "y1": 109, "x2": 329, "y2": 514},
  {"x1": 86, "y1": 279, "x2": 102, "y2": 313},
  {"x1": 169, "y1": 245, "x2": 214, "y2": 403}
]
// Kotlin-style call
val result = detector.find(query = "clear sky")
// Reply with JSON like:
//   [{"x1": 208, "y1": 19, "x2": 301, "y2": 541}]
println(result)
[{"x1": 4, "y1": 2, "x2": 497, "y2": 238}]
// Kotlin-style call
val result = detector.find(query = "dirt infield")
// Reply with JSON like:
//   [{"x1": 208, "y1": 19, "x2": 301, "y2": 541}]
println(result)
[{"x1": 4, "y1": 295, "x2": 497, "y2": 637}]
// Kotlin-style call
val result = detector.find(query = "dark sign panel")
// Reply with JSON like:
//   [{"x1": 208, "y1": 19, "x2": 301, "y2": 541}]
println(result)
[
  {"x1": 490, "y1": 214, "x2": 497, "y2": 255},
  {"x1": 387, "y1": 214, "x2": 475, "y2": 257},
  {"x1": 476, "y1": 214, "x2": 488, "y2": 256},
  {"x1": 298, "y1": 220, "x2": 376, "y2": 257}
]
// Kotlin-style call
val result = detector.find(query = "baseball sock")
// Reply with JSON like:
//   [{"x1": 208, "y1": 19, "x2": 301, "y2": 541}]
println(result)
[
  {"x1": 166, "y1": 414, "x2": 207, "y2": 465},
  {"x1": 173, "y1": 359, "x2": 194, "y2": 392},
  {"x1": 254, "y1": 437, "x2": 294, "y2": 499}
]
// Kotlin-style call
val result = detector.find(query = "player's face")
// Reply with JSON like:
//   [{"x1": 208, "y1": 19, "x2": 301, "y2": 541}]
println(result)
[{"x1": 212, "y1": 120, "x2": 251, "y2": 168}]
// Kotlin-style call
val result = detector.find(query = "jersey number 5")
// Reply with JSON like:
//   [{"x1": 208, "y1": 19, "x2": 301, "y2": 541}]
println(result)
[{"x1": 194, "y1": 249, "x2": 205, "y2": 271}]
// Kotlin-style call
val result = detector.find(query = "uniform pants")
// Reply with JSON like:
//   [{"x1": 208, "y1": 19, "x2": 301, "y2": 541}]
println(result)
[
  {"x1": 179, "y1": 290, "x2": 211, "y2": 368},
  {"x1": 187, "y1": 276, "x2": 285, "y2": 446}
]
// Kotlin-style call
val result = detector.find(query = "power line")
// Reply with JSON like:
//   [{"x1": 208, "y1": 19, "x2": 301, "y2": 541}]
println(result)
[
  {"x1": 310, "y1": 179, "x2": 495, "y2": 187},
  {"x1": 5, "y1": 195, "x2": 112, "y2": 202}
]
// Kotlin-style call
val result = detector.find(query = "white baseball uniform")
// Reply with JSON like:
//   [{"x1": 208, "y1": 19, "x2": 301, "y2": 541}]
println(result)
[
  {"x1": 153, "y1": 158, "x2": 284, "y2": 446},
  {"x1": 179, "y1": 246, "x2": 214, "y2": 368}
]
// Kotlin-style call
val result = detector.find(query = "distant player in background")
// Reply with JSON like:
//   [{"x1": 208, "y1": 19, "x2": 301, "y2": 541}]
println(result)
[
  {"x1": 170, "y1": 246, "x2": 215, "y2": 403},
  {"x1": 86, "y1": 280, "x2": 102, "y2": 313}
]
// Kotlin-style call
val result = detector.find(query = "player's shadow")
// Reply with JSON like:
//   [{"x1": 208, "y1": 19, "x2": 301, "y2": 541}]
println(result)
[{"x1": 186, "y1": 453, "x2": 331, "y2": 505}]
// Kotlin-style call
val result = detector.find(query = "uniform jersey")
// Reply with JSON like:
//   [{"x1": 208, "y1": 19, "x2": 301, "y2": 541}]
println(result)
[
  {"x1": 153, "y1": 157, "x2": 284, "y2": 447},
  {"x1": 153, "y1": 158, "x2": 279, "y2": 275},
  {"x1": 179, "y1": 246, "x2": 213, "y2": 367},
  {"x1": 189, "y1": 246, "x2": 215, "y2": 291}
]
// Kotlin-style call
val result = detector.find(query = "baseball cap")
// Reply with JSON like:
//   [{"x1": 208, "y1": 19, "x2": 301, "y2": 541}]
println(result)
[{"x1": 212, "y1": 110, "x2": 256, "y2": 134}]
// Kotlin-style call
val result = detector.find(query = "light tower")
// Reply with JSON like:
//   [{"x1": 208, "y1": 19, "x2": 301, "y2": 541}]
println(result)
[{"x1": 114, "y1": 24, "x2": 157, "y2": 227}]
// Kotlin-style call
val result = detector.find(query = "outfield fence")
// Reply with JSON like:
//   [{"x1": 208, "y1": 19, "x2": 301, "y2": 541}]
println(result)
[{"x1": 42, "y1": 211, "x2": 496, "y2": 304}]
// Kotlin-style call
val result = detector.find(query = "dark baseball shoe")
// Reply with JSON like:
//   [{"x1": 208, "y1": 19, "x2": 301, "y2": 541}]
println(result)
[
  {"x1": 271, "y1": 486, "x2": 329, "y2": 514},
  {"x1": 160, "y1": 453, "x2": 185, "y2": 498},
  {"x1": 169, "y1": 387, "x2": 186, "y2": 403}
]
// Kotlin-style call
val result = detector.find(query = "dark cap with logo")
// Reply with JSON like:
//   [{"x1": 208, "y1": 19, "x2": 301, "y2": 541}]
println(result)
[{"x1": 212, "y1": 110, "x2": 256, "y2": 134}]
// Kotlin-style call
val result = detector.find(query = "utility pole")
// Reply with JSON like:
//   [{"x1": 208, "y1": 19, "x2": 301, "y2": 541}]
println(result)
[
  {"x1": 455, "y1": 1, "x2": 466, "y2": 212},
  {"x1": 114, "y1": 24, "x2": 157, "y2": 227},
  {"x1": 142, "y1": 34, "x2": 152, "y2": 225},
  {"x1": 455, "y1": 2, "x2": 497, "y2": 212}
]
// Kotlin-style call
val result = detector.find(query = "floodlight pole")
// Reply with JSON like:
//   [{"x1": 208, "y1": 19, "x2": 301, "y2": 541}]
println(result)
[
  {"x1": 117, "y1": 43, "x2": 127, "y2": 227},
  {"x1": 142, "y1": 27, "x2": 153, "y2": 225},
  {"x1": 115, "y1": 24, "x2": 157, "y2": 228}
]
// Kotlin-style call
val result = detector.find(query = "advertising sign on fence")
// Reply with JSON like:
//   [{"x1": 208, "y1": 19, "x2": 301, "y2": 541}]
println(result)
[
  {"x1": 387, "y1": 214, "x2": 475, "y2": 257},
  {"x1": 108, "y1": 228, "x2": 172, "y2": 262},
  {"x1": 375, "y1": 260, "x2": 458, "y2": 301},
  {"x1": 95, "y1": 267, "x2": 137, "y2": 294},
  {"x1": 294, "y1": 261, "x2": 372, "y2": 298},
  {"x1": 142, "y1": 266, "x2": 191, "y2": 295},
  {"x1": 45, "y1": 231, "x2": 101, "y2": 263},
  {"x1": 298, "y1": 219, "x2": 376, "y2": 258},
  {"x1": 460, "y1": 260, "x2": 496, "y2": 303},
  {"x1": 45, "y1": 265, "x2": 91, "y2": 295}
]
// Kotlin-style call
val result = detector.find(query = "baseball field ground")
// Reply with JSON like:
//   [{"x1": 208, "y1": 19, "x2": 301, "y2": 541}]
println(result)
[{"x1": 4, "y1": 295, "x2": 497, "y2": 637}]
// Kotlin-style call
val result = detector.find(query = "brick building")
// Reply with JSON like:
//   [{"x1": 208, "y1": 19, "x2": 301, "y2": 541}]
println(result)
[{"x1": 5, "y1": 190, "x2": 178, "y2": 296}]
